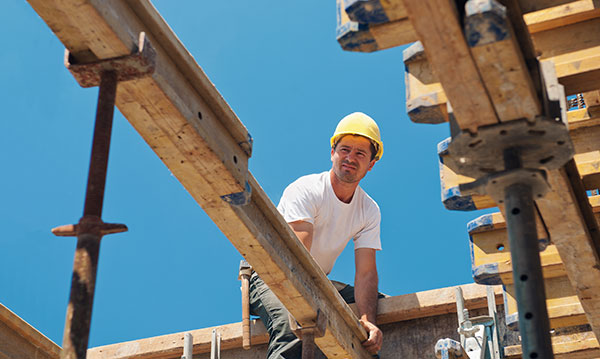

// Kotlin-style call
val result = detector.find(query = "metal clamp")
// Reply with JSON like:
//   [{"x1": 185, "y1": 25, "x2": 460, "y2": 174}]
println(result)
[
  {"x1": 65, "y1": 32, "x2": 156, "y2": 88},
  {"x1": 289, "y1": 310, "x2": 327, "y2": 359}
]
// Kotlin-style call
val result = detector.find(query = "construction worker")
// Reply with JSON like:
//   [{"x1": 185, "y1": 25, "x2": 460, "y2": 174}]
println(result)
[{"x1": 249, "y1": 112, "x2": 385, "y2": 358}]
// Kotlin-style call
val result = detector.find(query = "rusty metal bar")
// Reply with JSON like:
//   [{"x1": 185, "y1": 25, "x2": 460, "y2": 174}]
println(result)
[
  {"x1": 84, "y1": 71, "x2": 117, "y2": 217},
  {"x1": 59, "y1": 70, "x2": 120, "y2": 359}
]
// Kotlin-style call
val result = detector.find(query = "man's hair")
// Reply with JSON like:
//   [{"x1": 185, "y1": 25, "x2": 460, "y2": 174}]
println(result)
[{"x1": 333, "y1": 135, "x2": 377, "y2": 161}]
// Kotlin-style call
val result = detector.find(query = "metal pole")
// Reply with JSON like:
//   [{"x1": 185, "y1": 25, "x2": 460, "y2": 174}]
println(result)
[
  {"x1": 504, "y1": 149, "x2": 553, "y2": 359},
  {"x1": 182, "y1": 332, "x2": 193, "y2": 359},
  {"x1": 301, "y1": 329, "x2": 316, "y2": 359},
  {"x1": 455, "y1": 287, "x2": 466, "y2": 347},
  {"x1": 60, "y1": 71, "x2": 118, "y2": 359}
]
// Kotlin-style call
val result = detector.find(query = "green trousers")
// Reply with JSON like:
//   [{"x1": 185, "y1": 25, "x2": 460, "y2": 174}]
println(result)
[{"x1": 249, "y1": 273, "x2": 383, "y2": 359}]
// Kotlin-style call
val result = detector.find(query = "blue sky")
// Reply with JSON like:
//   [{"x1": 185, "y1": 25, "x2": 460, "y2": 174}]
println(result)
[{"x1": 1, "y1": 0, "x2": 492, "y2": 348}]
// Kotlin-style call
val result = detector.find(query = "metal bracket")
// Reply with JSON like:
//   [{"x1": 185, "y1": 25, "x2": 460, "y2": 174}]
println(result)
[
  {"x1": 221, "y1": 181, "x2": 252, "y2": 206},
  {"x1": 65, "y1": 32, "x2": 156, "y2": 88},
  {"x1": 460, "y1": 168, "x2": 549, "y2": 204},
  {"x1": 444, "y1": 117, "x2": 573, "y2": 180},
  {"x1": 289, "y1": 310, "x2": 327, "y2": 359}
]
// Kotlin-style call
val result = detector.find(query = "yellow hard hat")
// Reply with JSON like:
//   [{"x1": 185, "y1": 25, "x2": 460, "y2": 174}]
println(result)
[{"x1": 330, "y1": 112, "x2": 383, "y2": 161}]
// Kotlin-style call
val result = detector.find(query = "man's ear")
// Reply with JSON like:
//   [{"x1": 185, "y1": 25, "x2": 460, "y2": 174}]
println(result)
[{"x1": 367, "y1": 160, "x2": 376, "y2": 172}]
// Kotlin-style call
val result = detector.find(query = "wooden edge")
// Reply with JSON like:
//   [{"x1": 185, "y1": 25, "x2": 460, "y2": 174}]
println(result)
[
  {"x1": 524, "y1": 0, "x2": 600, "y2": 34},
  {"x1": 87, "y1": 283, "x2": 501, "y2": 358},
  {"x1": 0, "y1": 303, "x2": 61, "y2": 358},
  {"x1": 504, "y1": 327, "x2": 599, "y2": 358}
]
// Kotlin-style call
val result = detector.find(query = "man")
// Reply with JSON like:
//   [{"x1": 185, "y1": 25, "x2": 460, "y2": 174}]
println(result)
[{"x1": 249, "y1": 112, "x2": 384, "y2": 358}]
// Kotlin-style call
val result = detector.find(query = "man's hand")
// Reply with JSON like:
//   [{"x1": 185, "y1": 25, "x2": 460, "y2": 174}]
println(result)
[{"x1": 360, "y1": 318, "x2": 383, "y2": 354}]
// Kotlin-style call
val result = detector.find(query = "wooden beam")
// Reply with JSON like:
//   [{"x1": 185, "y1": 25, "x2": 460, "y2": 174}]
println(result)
[
  {"x1": 344, "y1": 0, "x2": 408, "y2": 24},
  {"x1": 533, "y1": 17, "x2": 600, "y2": 94},
  {"x1": 87, "y1": 283, "x2": 503, "y2": 359},
  {"x1": 504, "y1": 275, "x2": 588, "y2": 330},
  {"x1": 524, "y1": 0, "x2": 600, "y2": 34},
  {"x1": 536, "y1": 161, "x2": 600, "y2": 341},
  {"x1": 0, "y1": 303, "x2": 61, "y2": 359},
  {"x1": 336, "y1": 0, "x2": 416, "y2": 52},
  {"x1": 465, "y1": 0, "x2": 541, "y2": 122},
  {"x1": 504, "y1": 327, "x2": 600, "y2": 358},
  {"x1": 26, "y1": 1, "x2": 372, "y2": 357},
  {"x1": 401, "y1": 0, "x2": 499, "y2": 133},
  {"x1": 468, "y1": 212, "x2": 565, "y2": 286}
]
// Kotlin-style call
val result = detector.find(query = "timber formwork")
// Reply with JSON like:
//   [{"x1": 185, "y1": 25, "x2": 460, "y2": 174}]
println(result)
[
  {"x1": 16, "y1": 0, "x2": 600, "y2": 358},
  {"x1": 338, "y1": 0, "x2": 600, "y2": 357}
]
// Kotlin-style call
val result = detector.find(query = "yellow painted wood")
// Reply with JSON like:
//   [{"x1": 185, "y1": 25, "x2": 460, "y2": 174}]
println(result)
[
  {"x1": 533, "y1": 17, "x2": 600, "y2": 94},
  {"x1": 504, "y1": 327, "x2": 600, "y2": 358},
  {"x1": 524, "y1": 0, "x2": 600, "y2": 34},
  {"x1": 504, "y1": 275, "x2": 588, "y2": 329},
  {"x1": 471, "y1": 227, "x2": 566, "y2": 285}
]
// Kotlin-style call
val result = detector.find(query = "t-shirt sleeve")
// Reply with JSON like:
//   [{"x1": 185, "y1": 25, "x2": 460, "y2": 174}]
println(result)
[
  {"x1": 277, "y1": 179, "x2": 319, "y2": 224},
  {"x1": 354, "y1": 204, "x2": 382, "y2": 250}
]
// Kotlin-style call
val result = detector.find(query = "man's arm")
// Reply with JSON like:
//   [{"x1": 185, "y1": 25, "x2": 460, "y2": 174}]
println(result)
[
  {"x1": 355, "y1": 247, "x2": 382, "y2": 354},
  {"x1": 289, "y1": 220, "x2": 313, "y2": 251}
]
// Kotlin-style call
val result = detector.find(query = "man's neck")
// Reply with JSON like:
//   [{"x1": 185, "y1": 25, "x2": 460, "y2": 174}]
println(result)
[{"x1": 329, "y1": 170, "x2": 359, "y2": 204}]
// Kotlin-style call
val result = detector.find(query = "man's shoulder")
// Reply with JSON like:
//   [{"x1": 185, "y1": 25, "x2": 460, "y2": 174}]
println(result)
[
  {"x1": 356, "y1": 186, "x2": 380, "y2": 213},
  {"x1": 288, "y1": 171, "x2": 329, "y2": 190}
]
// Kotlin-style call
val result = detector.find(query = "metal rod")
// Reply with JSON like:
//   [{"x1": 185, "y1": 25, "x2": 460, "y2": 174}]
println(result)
[
  {"x1": 486, "y1": 286, "x2": 501, "y2": 359},
  {"x1": 301, "y1": 329, "x2": 316, "y2": 359},
  {"x1": 83, "y1": 71, "x2": 118, "y2": 217},
  {"x1": 60, "y1": 71, "x2": 118, "y2": 359},
  {"x1": 455, "y1": 287, "x2": 466, "y2": 348},
  {"x1": 505, "y1": 181, "x2": 554, "y2": 359},
  {"x1": 211, "y1": 329, "x2": 221, "y2": 359},
  {"x1": 182, "y1": 332, "x2": 193, "y2": 359}
]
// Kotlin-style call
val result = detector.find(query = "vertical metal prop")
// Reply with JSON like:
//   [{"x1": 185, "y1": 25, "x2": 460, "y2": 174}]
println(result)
[
  {"x1": 181, "y1": 332, "x2": 193, "y2": 359},
  {"x1": 504, "y1": 150, "x2": 553, "y2": 359},
  {"x1": 53, "y1": 33, "x2": 154, "y2": 359},
  {"x1": 57, "y1": 71, "x2": 124, "y2": 359},
  {"x1": 455, "y1": 287, "x2": 466, "y2": 347},
  {"x1": 211, "y1": 329, "x2": 221, "y2": 359}
]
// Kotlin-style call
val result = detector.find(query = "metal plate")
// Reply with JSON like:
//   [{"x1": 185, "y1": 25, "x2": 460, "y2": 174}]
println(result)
[{"x1": 444, "y1": 117, "x2": 574, "y2": 179}]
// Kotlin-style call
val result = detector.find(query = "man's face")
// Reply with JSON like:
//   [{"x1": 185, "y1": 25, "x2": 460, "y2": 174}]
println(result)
[{"x1": 331, "y1": 135, "x2": 376, "y2": 184}]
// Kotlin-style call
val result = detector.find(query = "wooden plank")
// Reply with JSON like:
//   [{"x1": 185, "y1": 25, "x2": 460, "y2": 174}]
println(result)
[
  {"x1": 336, "y1": 0, "x2": 416, "y2": 52},
  {"x1": 401, "y1": 0, "x2": 499, "y2": 133},
  {"x1": 504, "y1": 275, "x2": 588, "y2": 330},
  {"x1": 404, "y1": 46, "x2": 600, "y2": 125},
  {"x1": 536, "y1": 162, "x2": 600, "y2": 342},
  {"x1": 504, "y1": 326, "x2": 600, "y2": 358},
  {"x1": 0, "y1": 303, "x2": 61, "y2": 359},
  {"x1": 26, "y1": 1, "x2": 372, "y2": 358},
  {"x1": 404, "y1": 42, "x2": 450, "y2": 124},
  {"x1": 465, "y1": 0, "x2": 541, "y2": 122},
  {"x1": 524, "y1": 0, "x2": 600, "y2": 34},
  {"x1": 468, "y1": 212, "x2": 565, "y2": 286},
  {"x1": 87, "y1": 283, "x2": 503, "y2": 359},
  {"x1": 87, "y1": 320, "x2": 270, "y2": 359},
  {"x1": 344, "y1": 0, "x2": 408, "y2": 24},
  {"x1": 533, "y1": 17, "x2": 600, "y2": 94}
]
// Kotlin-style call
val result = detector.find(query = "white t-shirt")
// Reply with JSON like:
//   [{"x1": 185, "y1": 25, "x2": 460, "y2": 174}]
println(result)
[{"x1": 277, "y1": 171, "x2": 381, "y2": 275}]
